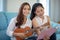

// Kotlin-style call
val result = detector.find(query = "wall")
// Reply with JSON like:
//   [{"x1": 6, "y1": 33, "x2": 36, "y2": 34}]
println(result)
[{"x1": 7, "y1": 0, "x2": 37, "y2": 12}]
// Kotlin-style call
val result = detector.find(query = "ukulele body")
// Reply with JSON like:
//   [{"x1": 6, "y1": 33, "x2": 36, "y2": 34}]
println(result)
[{"x1": 14, "y1": 27, "x2": 33, "y2": 40}]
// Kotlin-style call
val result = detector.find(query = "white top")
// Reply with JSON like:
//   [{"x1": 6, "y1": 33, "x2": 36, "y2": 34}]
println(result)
[
  {"x1": 35, "y1": 15, "x2": 48, "y2": 31},
  {"x1": 6, "y1": 17, "x2": 32, "y2": 40}
]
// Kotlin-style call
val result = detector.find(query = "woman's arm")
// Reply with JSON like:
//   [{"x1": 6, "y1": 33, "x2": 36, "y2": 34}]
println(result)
[
  {"x1": 40, "y1": 16, "x2": 51, "y2": 28},
  {"x1": 6, "y1": 18, "x2": 16, "y2": 37},
  {"x1": 6, "y1": 18, "x2": 27, "y2": 39},
  {"x1": 32, "y1": 18, "x2": 41, "y2": 35},
  {"x1": 47, "y1": 16, "x2": 51, "y2": 28}
]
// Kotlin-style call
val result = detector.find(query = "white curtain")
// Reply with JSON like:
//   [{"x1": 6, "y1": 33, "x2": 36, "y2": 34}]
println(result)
[
  {"x1": 0, "y1": 0, "x2": 3, "y2": 11},
  {"x1": 50, "y1": 0, "x2": 60, "y2": 22},
  {"x1": 39, "y1": 0, "x2": 49, "y2": 16}
]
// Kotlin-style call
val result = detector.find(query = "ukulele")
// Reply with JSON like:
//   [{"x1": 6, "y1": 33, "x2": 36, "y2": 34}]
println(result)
[{"x1": 14, "y1": 26, "x2": 40, "y2": 40}]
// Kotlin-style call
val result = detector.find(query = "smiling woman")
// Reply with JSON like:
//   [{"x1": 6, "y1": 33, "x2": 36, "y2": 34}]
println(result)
[{"x1": 6, "y1": 2, "x2": 37, "y2": 40}]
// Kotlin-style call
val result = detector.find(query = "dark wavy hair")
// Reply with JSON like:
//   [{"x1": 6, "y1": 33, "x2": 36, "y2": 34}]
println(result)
[
  {"x1": 30, "y1": 3, "x2": 44, "y2": 20},
  {"x1": 16, "y1": 2, "x2": 31, "y2": 28}
]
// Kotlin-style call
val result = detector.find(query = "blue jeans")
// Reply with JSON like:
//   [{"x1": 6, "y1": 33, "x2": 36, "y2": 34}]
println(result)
[
  {"x1": 50, "y1": 33, "x2": 56, "y2": 40},
  {"x1": 25, "y1": 36, "x2": 37, "y2": 40}
]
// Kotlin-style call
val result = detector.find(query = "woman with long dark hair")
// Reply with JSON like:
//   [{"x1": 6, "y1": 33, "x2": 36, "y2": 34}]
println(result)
[
  {"x1": 30, "y1": 3, "x2": 56, "y2": 40},
  {"x1": 6, "y1": 2, "x2": 34, "y2": 40}
]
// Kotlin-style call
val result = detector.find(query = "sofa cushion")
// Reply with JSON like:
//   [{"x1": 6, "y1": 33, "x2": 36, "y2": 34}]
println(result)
[
  {"x1": 56, "y1": 34, "x2": 60, "y2": 40},
  {"x1": 5, "y1": 12, "x2": 18, "y2": 25},
  {"x1": 0, "y1": 12, "x2": 7, "y2": 30},
  {"x1": 0, "y1": 30, "x2": 10, "y2": 40},
  {"x1": 50, "y1": 21, "x2": 58, "y2": 28},
  {"x1": 50, "y1": 21, "x2": 60, "y2": 34}
]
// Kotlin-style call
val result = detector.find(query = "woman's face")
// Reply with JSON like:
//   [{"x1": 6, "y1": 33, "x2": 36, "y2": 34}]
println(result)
[
  {"x1": 23, "y1": 5, "x2": 30, "y2": 17},
  {"x1": 35, "y1": 6, "x2": 44, "y2": 17}
]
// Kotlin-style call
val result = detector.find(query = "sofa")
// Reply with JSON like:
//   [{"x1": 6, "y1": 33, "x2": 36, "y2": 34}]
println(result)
[{"x1": 0, "y1": 12, "x2": 60, "y2": 40}]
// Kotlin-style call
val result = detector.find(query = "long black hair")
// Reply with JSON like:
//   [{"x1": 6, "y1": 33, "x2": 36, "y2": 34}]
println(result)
[{"x1": 30, "y1": 3, "x2": 44, "y2": 20}]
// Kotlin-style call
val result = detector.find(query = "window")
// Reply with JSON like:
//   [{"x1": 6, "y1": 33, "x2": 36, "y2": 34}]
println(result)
[
  {"x1": 0, "y1": 0, "x2": 3, "y2": 11},
  {"x1": 39, "y1": 0, "x2": 49, "y2": 16}
]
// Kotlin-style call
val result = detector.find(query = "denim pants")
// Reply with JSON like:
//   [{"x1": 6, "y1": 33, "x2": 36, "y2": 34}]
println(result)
[
  {"x1": 50, "y1": 33, "x2": 56, "y2": 40},
  {"x1": 25, "y1": 36, "x2": 37, "y2": 40},
  {"x1": 25, "y1": 33, "x2": 56, "y2": 40}
]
